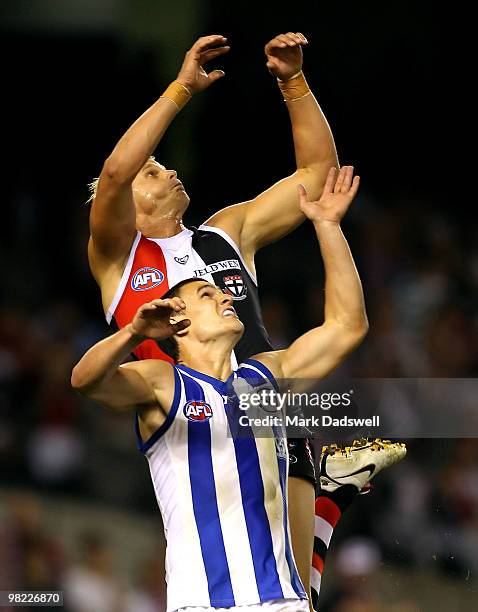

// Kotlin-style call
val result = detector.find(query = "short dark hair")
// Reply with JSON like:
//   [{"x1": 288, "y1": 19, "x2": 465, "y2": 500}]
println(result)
[{"x1": 156, "y1": 278, "x2": 200, "y2": 363}]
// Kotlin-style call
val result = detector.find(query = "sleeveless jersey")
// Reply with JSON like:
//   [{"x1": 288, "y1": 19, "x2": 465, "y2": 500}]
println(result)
[
  {"x1": 135, "y1": 358, "x2": 306, "y2": 611},
  {"x1": 106, "y1": 225, "x2": 272, "y2": 364}
]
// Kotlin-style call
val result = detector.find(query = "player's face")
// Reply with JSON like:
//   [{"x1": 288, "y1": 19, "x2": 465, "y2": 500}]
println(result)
[
  {"x1": 176, "y1": 281, "x2": 244, "y2": 343},
  {"x1": 132, "y1": 160, "x2": 190, "y2": 215}
]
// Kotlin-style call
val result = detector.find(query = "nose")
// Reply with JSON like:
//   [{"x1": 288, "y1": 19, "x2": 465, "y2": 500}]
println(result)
[
  {"x1": 221, "y1": 292, "x2": 234, "y2": 307},
  {"x1": 167, "y1": 169, "x2": 177, "y2": 180}
]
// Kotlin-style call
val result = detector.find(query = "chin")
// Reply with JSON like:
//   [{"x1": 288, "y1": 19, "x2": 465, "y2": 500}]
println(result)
[
  {"x1": 220, "y1": 317, "x2": 243, "y2": 335},
  {"x1": 176, "y1": 191, "x2": 190, "y2": 212},
  {"x1": 232, "y1": 319, "x2": 244, "y2": 335}
]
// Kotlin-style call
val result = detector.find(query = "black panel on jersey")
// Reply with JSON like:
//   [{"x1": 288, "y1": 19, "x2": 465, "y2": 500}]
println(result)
[{"x1": 191, "y1": 226, "x2": 273, "y2": 363}]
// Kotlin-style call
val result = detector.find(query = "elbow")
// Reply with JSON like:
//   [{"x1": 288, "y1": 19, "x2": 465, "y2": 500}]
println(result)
[
  {"x1": 70, "y1": 366, "x2": 92, "y2": 395},
  {"x1": 350, "y1": 319, "x2": 369, "y2": 348},
  {"x1": 335, "y1": 318, "x2": 368, "y2": 353},
  {"x1": 303, "y1": 152, "x2": 338, "y2": 173},
  {"x1": 358, "y1": 315, "x2": 369, "y2": 338},
  {"x1": 101, "y1": 156, "x2": 131, "y2": 185},
  {"x1": 359, "y1": 320, "x2": 369, "y2": 342}
]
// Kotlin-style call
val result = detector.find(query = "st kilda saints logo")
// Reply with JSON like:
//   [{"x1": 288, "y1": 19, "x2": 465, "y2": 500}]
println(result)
[
  {"x1": 131, "y1": 267, "x2": 164, "y2": 291},
  {"x1": 223, "y1": 275, "x2": 247, "y2": 301},
  {"x1": 183, "y1": 400, "x2": 214, "y2": 422}
]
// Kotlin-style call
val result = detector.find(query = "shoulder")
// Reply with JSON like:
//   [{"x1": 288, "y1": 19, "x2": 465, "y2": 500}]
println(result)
[
  {"x1": 88, "y1": 233, "x2": 136, "y2": 286},
  {"x1": 241, "y1": 352, "x2": 284, "y2": 387},
  {"x1": 202, "y1": 202, "x2": 250, "y2": 245},
  {"x1": 120, "y1": 359, "x2": 176, "y2": 390}
]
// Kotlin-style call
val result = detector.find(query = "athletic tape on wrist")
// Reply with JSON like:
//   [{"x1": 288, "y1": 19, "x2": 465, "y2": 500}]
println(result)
[
  {"x1": 160, "y1": 81, "x2": 192, "y2": 110},
  {"x1": 277, "y1": 71, "x2": 311, "y2": 102}
]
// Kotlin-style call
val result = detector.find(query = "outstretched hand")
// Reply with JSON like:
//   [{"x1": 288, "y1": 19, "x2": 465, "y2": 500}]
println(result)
[
  {"x1": 176, "y1": 35, "x2": 230, "y2": 94},
  {"x1": 265, "y1": 32, "x2": 308, "y2": 81},
  {"x1": 298, "y1": 166, "x2": 360, "y2": 224},
  {"x1": 130, "y1": 298, "x2": 191, "y2": 341}
]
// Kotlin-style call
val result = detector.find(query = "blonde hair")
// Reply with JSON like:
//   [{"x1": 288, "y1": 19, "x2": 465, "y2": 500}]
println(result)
[{"x1": 86, "y1": 155, "x2": 158, "y2": 205}]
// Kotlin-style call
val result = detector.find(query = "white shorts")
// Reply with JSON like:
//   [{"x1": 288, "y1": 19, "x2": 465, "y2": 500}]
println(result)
[{"x1": 177, "y1": 599, "x2": 309, "y2": 612}]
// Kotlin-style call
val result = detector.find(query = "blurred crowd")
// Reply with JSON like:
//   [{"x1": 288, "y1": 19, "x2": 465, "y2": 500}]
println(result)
[
  {"x1": 0, "y1": 492, "x2": 166, "y2": 612},
  {"x1": 0, "y1": 190, "x2": 477, "y2": 610}
]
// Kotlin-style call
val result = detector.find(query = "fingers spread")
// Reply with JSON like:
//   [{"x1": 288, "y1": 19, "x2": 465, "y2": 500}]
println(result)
[
  {"x1": 324, "y1": 167, "x2": 338, "y2": 194},
  {"x1": 340, "y1": 166, "x2": 354, "y2": 193},
  {"x1": 200, "y1": 46, "x2": 230, "y2": 62},
  {"x1": 334, "y1": 166, "x2": 347, "y2": 193},
  {"x1": 349, "y1": 175, "x2": 361, "y2": 197},
  {"x1": 208, "y1": 69, "x2": 226, "y2": 82},
  {"x1": 194, "y1": 35, "x2": 228, "y2": 53}
]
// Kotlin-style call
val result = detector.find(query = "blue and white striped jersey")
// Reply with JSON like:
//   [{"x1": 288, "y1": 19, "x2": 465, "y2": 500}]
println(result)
[{"x1": 135, "y1": 359, "x2": 307, "y2": 611}]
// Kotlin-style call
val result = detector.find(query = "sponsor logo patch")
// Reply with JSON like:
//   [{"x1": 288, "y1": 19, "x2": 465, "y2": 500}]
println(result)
[
  {"x1": 223, "y1": 275, "x2": 247, "y2": 300},
  {"x1": 174, "y1": 255, "x2": 189, "y2": 265},
  {"x1": 183, "y1": 400, "x2": 213, "y2": 422},
  {"x1": 193, "y1": 259, "x2": 240, "y2": 277},
  {"x1": 131, "y1": 267, "x2": 164, "y2": 291}
]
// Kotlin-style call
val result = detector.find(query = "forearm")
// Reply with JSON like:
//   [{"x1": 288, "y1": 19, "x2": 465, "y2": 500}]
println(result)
[
  {"x1": 71, "y1": 325, "x2": 143, "y2": 391},
  {"x1": 103, "y1": 87, "x2": 190, "y2": 183},
  {"x1": 282, "y1": 74, "x2": 338, "y2": 184},
  {"x1": 315, "y1": 220, "x2": 368, "y2": 331}
]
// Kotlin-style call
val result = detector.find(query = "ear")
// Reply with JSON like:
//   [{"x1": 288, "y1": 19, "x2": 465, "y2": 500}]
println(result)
[{"x1": 170, "y1": 315, "x2": 190, "y2": 337}]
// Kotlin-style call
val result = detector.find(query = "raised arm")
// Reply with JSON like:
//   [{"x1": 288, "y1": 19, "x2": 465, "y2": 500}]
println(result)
[
  {"x1": 88, "y1": 35, "x2": 230, "y2": 277},
  {"x1": 205, "y1": 32, "x2": 338, "y2": 256},
  {"x1": 71, "y1": 297, "x2": 190, "y2": 412},
  {"x1": 259, "y1": 166, "x2": 368, "y2": 380}
]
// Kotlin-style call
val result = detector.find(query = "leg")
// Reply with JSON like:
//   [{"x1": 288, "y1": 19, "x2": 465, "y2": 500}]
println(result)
[
  {"x1": 287, "y1": 438, "x2": 316, "y2": 611},
  {"x1": 311, "y1": 485, "x2": 358, "y2": 609},
  {"x1": 288, "y1": 475, "x2": 315, "y2": 603}
]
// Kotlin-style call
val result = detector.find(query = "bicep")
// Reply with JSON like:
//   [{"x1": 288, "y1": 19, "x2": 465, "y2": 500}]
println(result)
[
  {"x1": 204, "y1": 168, "x2": 324, "y2": 254},
  {"x1": 240, "y1": 168, "x2": 324, "y2": 252},
  {"x1": 280, "y1": 322, "x2": 365, "y2": 379},
  {"x1": 84, "y1": 362, "x2": 160, "y2": 413}
]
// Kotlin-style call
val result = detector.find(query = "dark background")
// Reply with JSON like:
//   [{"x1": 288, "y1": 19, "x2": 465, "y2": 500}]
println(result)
[{"x1": 1, "y1": 1, "x2": 476, "y2": 611}]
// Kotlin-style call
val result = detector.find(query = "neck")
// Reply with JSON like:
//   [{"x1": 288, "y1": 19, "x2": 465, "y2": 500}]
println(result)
[
  {"x1": 136, "y1": 212, "x2": 185, "y2": 238},
  {"x1": 178, "y1": 338, "x2": 236, "y2": 382}
]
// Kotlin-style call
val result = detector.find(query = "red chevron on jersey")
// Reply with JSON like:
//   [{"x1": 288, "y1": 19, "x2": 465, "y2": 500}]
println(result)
[
  {"x1": 108, "y1": 233, "x2": 172, "y2": 362},
  {"x1": 105, "y1": 226, "x2": 273, "y2": 366}
]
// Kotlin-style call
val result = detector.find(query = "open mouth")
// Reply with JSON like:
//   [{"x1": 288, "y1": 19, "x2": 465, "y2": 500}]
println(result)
[{"x1": 222, "y1": 307, "x2": 236, "y2": 317}]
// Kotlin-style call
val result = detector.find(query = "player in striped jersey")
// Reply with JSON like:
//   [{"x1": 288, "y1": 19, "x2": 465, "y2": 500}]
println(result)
[
  {"x1": 73, "y1": 166, "x2": 368, "y2": 611},
  {"x1": 87, "y1": 32, "x2": 336, "y2": 603}
]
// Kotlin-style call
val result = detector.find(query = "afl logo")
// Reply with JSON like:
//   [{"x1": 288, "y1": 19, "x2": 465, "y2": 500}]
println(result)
[
  {"x1": 131, "y1": 267, "x2": 164, "y2": 291},
  {"x1": 183, "y1": 400, "x2": 213, "y2": 422}
]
